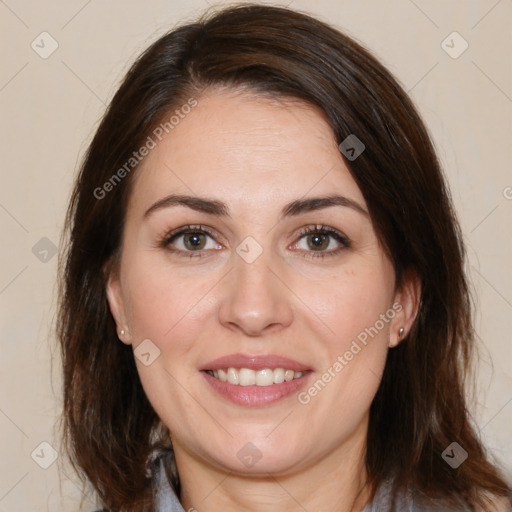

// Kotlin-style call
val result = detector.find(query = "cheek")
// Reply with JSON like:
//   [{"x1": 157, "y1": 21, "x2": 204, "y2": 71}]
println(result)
[
  {"x1": 122, "y1": 254, "x2": 215, "y2": 431},
  {"x1": 121, "y1": 250, "x2": 215, "y2": 347},
  {"x1": 295, "y1": 259, "x2": 394, "y2": 412},
  {"x1": 299, "y1": 259, "x2": 395, "y2": 352}
]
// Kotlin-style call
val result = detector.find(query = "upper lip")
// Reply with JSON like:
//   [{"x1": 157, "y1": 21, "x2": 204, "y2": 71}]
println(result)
[{"x1": 200, "y1": 353, "x2": 311, "y2": 372}]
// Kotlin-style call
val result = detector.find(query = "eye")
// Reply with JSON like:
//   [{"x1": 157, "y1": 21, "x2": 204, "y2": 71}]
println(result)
[
  {"x1": 159, "y1": 225, "x2": 223, "y2": 259},
  {"x1": 292, "y1": 224, "x2": 351, "y2": 259}
]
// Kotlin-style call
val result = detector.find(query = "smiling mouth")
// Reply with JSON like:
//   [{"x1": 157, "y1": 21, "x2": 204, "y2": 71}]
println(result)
[{"x1": 204, "y1": 367, "x2": 307, "y2": 386}]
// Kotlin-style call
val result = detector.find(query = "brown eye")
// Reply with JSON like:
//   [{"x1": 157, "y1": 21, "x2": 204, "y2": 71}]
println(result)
[
  {"x1": 182, "y1": 231, "x2": 207, "y2": 250},
  {"x1": 293, "y1": 225, "x2": 351, "y2": 259},
  {"x1": 306, "y1": 233, "x2": 330, "y2": 251},
  {"x1": 160, "y1": 225, "x2": 223, "y2": 258}
]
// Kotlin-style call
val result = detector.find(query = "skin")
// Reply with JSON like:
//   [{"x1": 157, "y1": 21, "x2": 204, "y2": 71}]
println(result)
[{"x1": 106, "y1": 88, "x2": 421, "y2": 512}]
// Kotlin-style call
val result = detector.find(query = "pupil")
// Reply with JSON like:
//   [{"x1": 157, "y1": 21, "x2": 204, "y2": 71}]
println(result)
[
  {"x1": 186, "y1": 233, "x2": 204, "y2": 249},
  {"x1": 309, "y1": 234, "x2": 327, "y2": 250}
]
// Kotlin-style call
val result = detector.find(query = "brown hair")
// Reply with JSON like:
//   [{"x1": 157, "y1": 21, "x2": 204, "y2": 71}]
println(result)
[{"x1": 58, "y1": 4, "x2": 511, "y2": 511}]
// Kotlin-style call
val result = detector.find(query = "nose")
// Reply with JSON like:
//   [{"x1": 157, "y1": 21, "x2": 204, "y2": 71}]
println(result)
[{"x1": 217, "y1": 250, "x2": 294, "y2": 337}]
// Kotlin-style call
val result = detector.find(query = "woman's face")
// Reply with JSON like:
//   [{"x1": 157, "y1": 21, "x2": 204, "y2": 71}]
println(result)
[{"x1": 107, "y1": 89, "x2": 416, "y2": 476}]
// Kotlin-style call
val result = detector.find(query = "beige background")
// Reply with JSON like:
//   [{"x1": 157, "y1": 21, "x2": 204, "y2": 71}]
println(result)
[{"x1": 0, "y1": 0, "x2": 511, "y2": 510}]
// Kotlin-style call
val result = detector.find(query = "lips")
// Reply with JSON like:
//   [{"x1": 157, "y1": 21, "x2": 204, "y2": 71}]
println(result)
[{"x1": 200, "y1": 353, "x2": 312, "y2": 406}]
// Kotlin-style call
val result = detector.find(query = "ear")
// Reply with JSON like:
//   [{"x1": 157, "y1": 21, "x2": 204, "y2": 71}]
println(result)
[
  {"x1": 104, "y1": 263, "x2": 132, "y2": 345},
  {"x1": 389, "y1": 270, "x2": 421, "y2": 348}
]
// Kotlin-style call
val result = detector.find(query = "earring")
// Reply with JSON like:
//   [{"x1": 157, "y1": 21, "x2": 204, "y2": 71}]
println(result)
[
  {"x1": 398, "y1": 327, "x2": 405, "y2": 339},
  {"x1": 120, "y1": 329, "x2": 125, "y2": 337}
]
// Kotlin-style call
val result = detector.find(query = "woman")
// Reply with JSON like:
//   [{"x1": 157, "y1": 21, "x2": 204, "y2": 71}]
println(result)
[{"x1": 58, "y1": 4, "x2": 512, "y2": 511}]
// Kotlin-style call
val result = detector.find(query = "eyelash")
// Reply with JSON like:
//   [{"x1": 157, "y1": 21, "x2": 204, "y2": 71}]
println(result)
[{"x1": 158, "y1": 224, "x2": 351, "y2": 260}]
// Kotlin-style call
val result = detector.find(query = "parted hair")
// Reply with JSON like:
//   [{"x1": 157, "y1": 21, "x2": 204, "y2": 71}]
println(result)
[{"x1": 58, "y1": 4, "x2": 511, "y2": 511}]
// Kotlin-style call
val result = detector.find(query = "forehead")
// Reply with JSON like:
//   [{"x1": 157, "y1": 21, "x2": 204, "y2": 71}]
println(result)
[{"x1": 128, "y1": 89, "x2": 366, "y2": 218}]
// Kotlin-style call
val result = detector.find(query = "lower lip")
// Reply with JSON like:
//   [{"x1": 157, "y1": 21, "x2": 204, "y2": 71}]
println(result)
[{"x1": 202, "y1": 371, "x2": 312, "y2": 407}]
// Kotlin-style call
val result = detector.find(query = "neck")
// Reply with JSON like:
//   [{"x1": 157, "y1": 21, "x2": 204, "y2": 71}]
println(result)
[{"x1": 173, "y1": 417, "x2": 372, "y2": 512}]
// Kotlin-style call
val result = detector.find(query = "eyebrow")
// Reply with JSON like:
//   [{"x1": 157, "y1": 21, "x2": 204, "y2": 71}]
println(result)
[{"x1": 143, "y1": 193, "x2": 369, "y2": 220}]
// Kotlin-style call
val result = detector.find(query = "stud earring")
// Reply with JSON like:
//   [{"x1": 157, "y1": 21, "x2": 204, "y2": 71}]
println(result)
[
  {"x1": 398, "y1": 327, "x2": 405, "y2": 339},
  {"x1": 120, "y1": 329, "x2": 125, "y2": 337}
]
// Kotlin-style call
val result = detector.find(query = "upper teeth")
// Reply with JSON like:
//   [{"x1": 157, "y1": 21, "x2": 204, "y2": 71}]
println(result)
[{"x1": 207, "y1": 367, "x2": 304, "y2": 386}]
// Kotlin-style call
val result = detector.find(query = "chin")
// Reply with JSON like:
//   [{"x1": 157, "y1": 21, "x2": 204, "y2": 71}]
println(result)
[{"x1": 198, "y1": 432, "x2": 312, "y2": 476}]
